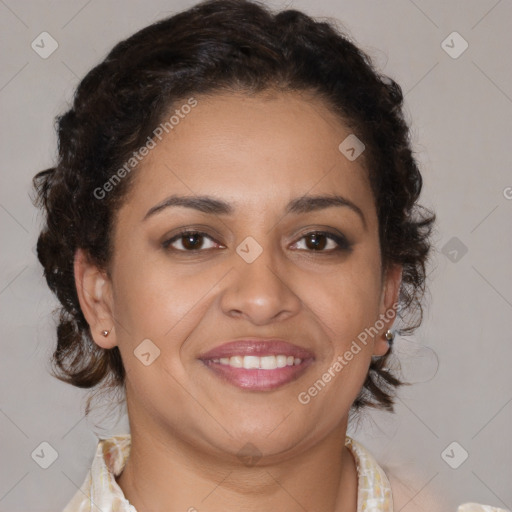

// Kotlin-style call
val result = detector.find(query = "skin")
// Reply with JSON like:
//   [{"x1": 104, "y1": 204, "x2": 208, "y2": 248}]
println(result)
[{"x1": 74, "y1": 89, "x2": 402, "y2": 512}]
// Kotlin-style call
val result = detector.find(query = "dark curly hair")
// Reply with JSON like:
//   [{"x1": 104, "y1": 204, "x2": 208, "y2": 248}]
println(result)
[{"x1": 32, "y1": 0, "x2": 435, "y2": 415}]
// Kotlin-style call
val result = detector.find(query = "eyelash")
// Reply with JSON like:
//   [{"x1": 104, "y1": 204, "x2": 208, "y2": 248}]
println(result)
[{"x1": 161, "y1": 230, "x2": 352, "y2": 254}]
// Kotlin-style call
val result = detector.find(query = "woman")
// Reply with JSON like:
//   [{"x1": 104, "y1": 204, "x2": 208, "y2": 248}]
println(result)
[{"x1": 32, "y1": 1, "x2": 505, "y2": 510}]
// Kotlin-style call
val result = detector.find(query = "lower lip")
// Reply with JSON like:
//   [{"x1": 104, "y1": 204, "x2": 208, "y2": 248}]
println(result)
[{"x1": 200, "y1": 359, "x2": 314, "y2": 391}]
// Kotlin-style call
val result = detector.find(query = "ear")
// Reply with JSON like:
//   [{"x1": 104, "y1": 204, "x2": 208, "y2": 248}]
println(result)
[
  {"x1": 74, "y1": 248, "x2": 117, "y2": 349},
  {"x1": 373, "y1": 263, "x2": 402, "y2": 357}
]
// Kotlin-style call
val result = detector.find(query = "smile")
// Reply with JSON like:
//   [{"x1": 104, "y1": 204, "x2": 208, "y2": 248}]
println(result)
[
  {"x1": 212, "y1": 354, "x2": 302, "y2": 369},
  {"x1": 198, "y1": 339, "x2": 315, "y2": 391},
  {"x1": 201, "y1": 357, "x2": 313, "y2": 391}
]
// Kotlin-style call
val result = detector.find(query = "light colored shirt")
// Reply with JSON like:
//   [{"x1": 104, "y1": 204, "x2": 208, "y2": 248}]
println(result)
[{"x1": 62, "y1": 434, "x2": 508, "y2": 512}]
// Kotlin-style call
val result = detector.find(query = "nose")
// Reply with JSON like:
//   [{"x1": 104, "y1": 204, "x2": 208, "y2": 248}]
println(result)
[{"x1": 219, "y1": 242, "x2": 302, "y2": 326}]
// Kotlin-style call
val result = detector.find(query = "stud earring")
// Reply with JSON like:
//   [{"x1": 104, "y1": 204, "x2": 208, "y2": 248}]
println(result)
[
  {"x1": 384, "y1": 329, "x2": 395, "y2": 343},
  {"x1": 101, "y1": 327, "x2": 113, "y2": 337}
]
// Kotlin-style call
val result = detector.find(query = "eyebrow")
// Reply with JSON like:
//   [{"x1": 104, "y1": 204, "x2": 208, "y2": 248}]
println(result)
[{"x1": 143, "y1": 193, "x2": 367, "y2": 229}]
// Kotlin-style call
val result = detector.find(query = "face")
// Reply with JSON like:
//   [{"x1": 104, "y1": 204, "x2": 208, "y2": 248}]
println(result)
[{"x1": 75, "y1": 89, "x2": 401, "y2": 461}]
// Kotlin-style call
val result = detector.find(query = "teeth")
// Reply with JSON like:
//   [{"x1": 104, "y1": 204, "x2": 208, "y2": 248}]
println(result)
[
  {"x1": 260, "y1": 355, "x2": 277, "y2": 370},
  {"x1": 243, "y1": 356, "x2": 260, "y2": 369},
  {"x1": 276, "y1": 355, "x2": 287, "y2": 368},
  {"x1": 211, "y1": 355, "x2": 303, "y2": 369},
  {"x1": 229, "y1": 355, "x2": 243, "y2": 368}
]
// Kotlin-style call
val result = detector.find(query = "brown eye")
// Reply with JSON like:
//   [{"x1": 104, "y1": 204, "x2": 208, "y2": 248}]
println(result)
[
  {"x1": 304, "y1": 233, "x2": 328, "y2": 250},
  {"x1": 293, "y1": 231, "x2": 351, "y2": 252},
  {"x1": 162, "y1": 231, "x2": 218, "y2": 251}
]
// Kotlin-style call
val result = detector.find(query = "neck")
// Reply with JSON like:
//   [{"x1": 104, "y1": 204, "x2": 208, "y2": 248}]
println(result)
[{"x1": 116, "y1": 411, "x2": 358, "y2": 512}]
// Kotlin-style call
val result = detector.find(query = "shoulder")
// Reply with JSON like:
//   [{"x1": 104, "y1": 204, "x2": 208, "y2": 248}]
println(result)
[
  {"x1": 61, "y1": 434, "x2": 133, "y2": 512},
  {"x1": 347, "y1": 438, "x2": 509, "y2": 512}
]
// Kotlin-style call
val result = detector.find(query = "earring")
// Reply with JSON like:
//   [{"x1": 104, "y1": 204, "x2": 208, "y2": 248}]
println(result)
[
  {"x1": 101, "y1": 327, "x2": 113, "y2": 337},
  {"x1": 384, "y1": 329, "x2": 395, "y2": 343}
]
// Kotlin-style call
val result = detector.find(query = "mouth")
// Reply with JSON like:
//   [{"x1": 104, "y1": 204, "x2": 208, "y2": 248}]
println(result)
[{"x1": 198, "y1": 339, "x2": 315, "y2": 391}]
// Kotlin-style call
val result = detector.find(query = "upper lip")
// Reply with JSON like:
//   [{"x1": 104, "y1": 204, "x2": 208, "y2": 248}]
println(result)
[{"x1": 198, "y1": 338, "x2": 315, "y2": 360}]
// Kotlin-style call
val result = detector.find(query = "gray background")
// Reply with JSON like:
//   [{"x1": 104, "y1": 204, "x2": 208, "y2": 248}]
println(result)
[{"x1": 1, "y1": 0, "x2": 511, "y2": 510}]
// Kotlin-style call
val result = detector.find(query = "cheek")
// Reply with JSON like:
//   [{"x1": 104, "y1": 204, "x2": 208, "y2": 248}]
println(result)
[
  {"x1": 297, "y1": 244, "x2": 382, "y2": 403},
  {"x1": 110, "y1": 259, "x2": 215, "y2": 413},
  {"x1": 296, "y1": 270, "x2": 381, "y2": 426},
  {"x1": 113, "y1": 266, "x2": 201, "y2": 336},
  {"x1": 307, "y1": 250, "x2": 383, "y2": 343},
  {"x1": 110, "y1": 249, "x2": 226, "y2": 367}
]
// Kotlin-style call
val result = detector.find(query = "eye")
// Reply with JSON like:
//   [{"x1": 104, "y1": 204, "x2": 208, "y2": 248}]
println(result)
[
  {"x1": 162, "y1": 230, "x2": 222, "y2": 252},
  {"x1": 291, "y1": 231, "x2": 352, "y2": 253},
  {"x1": 162, "y1": 229, "x2": 351, "y2": 254}
]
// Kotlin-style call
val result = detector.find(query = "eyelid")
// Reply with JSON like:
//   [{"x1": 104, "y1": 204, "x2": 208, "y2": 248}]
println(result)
[
  {"x1": 161, "y1": 223, "x2": 224, "y2": 244},
  {"x1": 162, "y1": 230, "x2": 223, "y2": 250},
  {"x1": 290, "y1": 230, "x2": 352, "y2": 252},
  {"x1": 289, "y1": 224, "x2": 352, "y2": 246}
]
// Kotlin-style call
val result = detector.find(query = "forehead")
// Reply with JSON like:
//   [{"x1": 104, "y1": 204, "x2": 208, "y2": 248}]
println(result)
[{"x1": 121, "y1": 90, "x2": 375, "y2": 221}]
